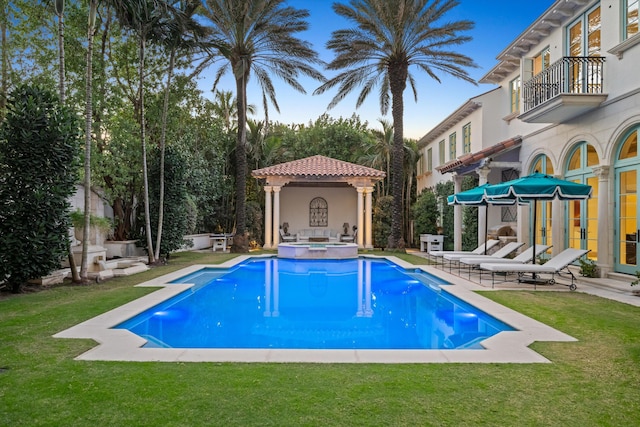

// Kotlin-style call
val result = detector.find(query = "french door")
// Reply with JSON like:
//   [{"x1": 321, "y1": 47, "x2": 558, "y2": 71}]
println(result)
[
  {"x1": 567, "y1": 176, "x2": 598, "y2": 261},
  {"x1": 616, "y1": 167, "x2": 639, "y2": 274}
]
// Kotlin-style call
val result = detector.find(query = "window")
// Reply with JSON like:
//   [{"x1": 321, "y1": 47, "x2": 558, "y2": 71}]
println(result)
[
  {"x1": 427, "y1": 148, "x2": 433, "y2": 172},
  {"x1": 533, "y1": 47, "x2": 550, "y2": 75},
  {"x1": 438, "y1": 140, "x2": 445, "y2": 164},
  {"x1": 309, "y1": 197, "x2": 328, "y2": 227},
  {"x1": 509, "y1": 76, "x2": 521, "y2": 113},
  {"x1": 626, "y1": 0, "x2": 639, "y2": 40},
  {"x1": 462, "y1": 123, "x2": 471, "y2": 154},
  {"x1": 449, "y1": 133, "x2": 456, "y2": 160},
  {"x1": 568, "y1": 5, "x2": 601, "y2": 57}
]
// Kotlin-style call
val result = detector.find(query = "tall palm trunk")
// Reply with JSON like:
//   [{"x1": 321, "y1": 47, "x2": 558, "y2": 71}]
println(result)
[
  {"x1": 80, "y1": 1, "x2": 98, "y2": 282},
  {"x1": 139, "y1": 34, "x2": 155, "y2": 264},
  {"x1": 154, "y1": 46, "x2": 176, "y2": 261},
  {"x1": 389, "y1": 63, "x2": 407, "y2": 249},
  {"x1": 232, "y1": 64, "x2": 248, "y2": 252},
  {"x1": 57, "y1": 0, "x2": 80, "y2": 283}
]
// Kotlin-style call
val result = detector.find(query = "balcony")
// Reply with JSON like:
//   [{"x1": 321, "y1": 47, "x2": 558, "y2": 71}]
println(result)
[{"x1": 518, "y1": 56, "x2": 607, "y2": 124}]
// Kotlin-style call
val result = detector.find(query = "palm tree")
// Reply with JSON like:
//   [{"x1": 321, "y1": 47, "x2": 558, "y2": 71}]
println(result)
[
  {"x1": 403, "y1": 139, "x2": 420, "y2": 243},
  {"x1": 359, "y1": 118, "x2": 393, "y2": 197},
  {"x1": 315, "y1": 0, "x2": 477, "y2": 249},
  {"x1": 200, "y1": 0, "x2": 325, "y2": 253},
  {"x1": 211, "y1": 90, "x2": 257, "y2": 133}
]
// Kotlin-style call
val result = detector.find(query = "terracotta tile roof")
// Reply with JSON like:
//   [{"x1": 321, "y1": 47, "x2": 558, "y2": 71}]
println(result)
[
  {"x1": 252, "y1": 155, "x2": 386, "y2": 179},
  {"x1": 436, "y1": 136, "x2": 522, "y2": 174}
]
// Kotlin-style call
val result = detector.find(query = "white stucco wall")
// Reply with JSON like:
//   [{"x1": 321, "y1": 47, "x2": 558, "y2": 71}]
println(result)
[{"x1": 280, "y1": 186, "x2": 357, "y2": 233}]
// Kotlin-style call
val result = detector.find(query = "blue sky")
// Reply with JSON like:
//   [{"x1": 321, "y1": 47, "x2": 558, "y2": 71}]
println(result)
[{"x1": 196, "y1": 0, "x2": 555, "y2": 140}]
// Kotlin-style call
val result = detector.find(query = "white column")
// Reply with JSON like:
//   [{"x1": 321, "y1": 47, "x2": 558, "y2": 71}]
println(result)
[
  {"x1": 594, "y1": 166, "x2": 610, "y2": 276},
  {"x1": 264, "y1": 186, "x2": 273, "y2": 249},
  {"x1": 517, "y1": 202, "x2": 530, "y2": 249},
  {"x1": 364, "y1": 186, "x2": 374, "y2": 249},
  {"x1": 477, "y1": 167, "x2": 490, "y2": 247},
  {"x1": 356, "y1": 187, "x2": 364, "y2": 248},
  {"x1": 453, "y1": 174, "x2": 463, "y2": 251},
  {"x1": 272, "y1": 186, "x2": 281, "y2": 247},
  {"x1": 551, "y1": 198, "x2": 564, "y2": 256}
]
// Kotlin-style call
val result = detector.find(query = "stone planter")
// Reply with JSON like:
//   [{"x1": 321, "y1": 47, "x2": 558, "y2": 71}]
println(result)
[{"x1": 103, "y1": 240, "x2": 145, "y2": 259}]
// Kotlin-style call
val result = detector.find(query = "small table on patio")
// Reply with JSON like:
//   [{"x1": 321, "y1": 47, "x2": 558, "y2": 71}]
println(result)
[{"x1": 210, "y1": 234, "x2": 233, "y2": 252}]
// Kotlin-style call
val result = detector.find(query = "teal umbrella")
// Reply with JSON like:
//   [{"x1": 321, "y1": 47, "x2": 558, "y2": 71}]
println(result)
[
  {"x1": 448, "y1": 184, "x2": 518, "y2": 254},
  {"x1": 485, "y1": 172, "x2": 592, "y2": 263}
]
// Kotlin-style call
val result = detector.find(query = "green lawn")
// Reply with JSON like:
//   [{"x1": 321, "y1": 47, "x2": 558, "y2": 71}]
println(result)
[{"x1": 1, "y1": 251, "x2": 639, "y2": 426}]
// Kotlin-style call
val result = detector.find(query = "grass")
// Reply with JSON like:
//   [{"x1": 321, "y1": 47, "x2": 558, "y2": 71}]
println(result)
[{"x1": 1, "y1": 250, "x2": 639, "y2": 426}]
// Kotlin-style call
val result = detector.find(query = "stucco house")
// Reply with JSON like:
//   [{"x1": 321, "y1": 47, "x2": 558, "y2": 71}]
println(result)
[{"x1": 416, "y1": 0, "x2": 640, "y2": 277}]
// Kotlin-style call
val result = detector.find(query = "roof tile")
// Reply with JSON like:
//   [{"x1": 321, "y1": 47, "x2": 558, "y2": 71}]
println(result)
[{"x1": 252, "y1": 155, "x2": 386, "y2": 178}]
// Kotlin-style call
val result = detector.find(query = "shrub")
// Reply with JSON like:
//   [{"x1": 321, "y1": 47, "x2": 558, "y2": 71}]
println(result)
[
  {"x1": 373, "y1": 195, "x2": 393, "y2": 248},
  {"x1": 146, "y1": 145, "x2": 191, "y2": 258},
  {"x1": 412, "y1": 189, "x2": 438, "y2": 244},
  {"x1": 578, "y1": 258, "x2": 599, "y2": 278},
  {"x1": 0, "y1": 85, "x2": 81, "y2": 292}
]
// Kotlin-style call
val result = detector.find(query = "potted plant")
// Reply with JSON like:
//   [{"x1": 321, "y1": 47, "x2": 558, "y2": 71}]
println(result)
[
  {"x1": 578, "y1": 258, "x2": 599, "y2": 278},
  {"x1": 631, "y1": 271, "x2": 640, "y2": 296},
  {"x1": 70, "y1": 209, "x2": 112, "y2": 245}
]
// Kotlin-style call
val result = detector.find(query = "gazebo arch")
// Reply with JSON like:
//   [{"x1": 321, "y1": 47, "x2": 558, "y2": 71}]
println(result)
[{"x1": 252, "y1": 155, "x2": 386, "y2": 249}]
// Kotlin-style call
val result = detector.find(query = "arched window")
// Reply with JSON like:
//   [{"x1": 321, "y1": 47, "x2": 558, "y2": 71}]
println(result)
[
  {"x1": 565, "y1": 142, "x2": 598, "y2": 261},
  {"x1": 309, "y1": 197, "x2": 328, "y2": 227},
  {"x1": 615, "y1": 126, "x2": 640, "y2": 274}
]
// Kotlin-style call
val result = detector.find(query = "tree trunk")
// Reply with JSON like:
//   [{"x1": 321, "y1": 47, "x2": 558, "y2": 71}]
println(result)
[
  {"x1": 57, "y1": 5, "x2": 65, "y2": 103},
  {"x1": 139, "y1": 35, "x2": 155, "y2": 264},
  {"x1": 388, "y1": 63, "x2": 407, "y2": 249},
  {"x1": 154, "y1": 46, "x2": 176, "y2": 260},
  {"x1": 232, "y1": 65, "x2": 249, "y2": 253},
  {"x1": 80, "y1": 1, "x2": 97, "y2": 283}
]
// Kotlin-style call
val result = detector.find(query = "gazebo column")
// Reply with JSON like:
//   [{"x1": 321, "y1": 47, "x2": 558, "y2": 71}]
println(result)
[
  {"x1": 272, "y1": 186, "x2": 281, "y2": 247},
  {"x1": 364, "y1": 187, "x2": 373, "y2": 249},
  {"x1": 477, "y1": 166, "x2": 490, "y2": 247},
  {"x1": 357, "y1": 187, "x2": 364, "y2": 248},
  {"x1": 453, "y1": 174, "x2": 463, "y2": 251},
  {"x1": 264, "y1": 186, "x2": 273, "y2": 249},
  {"x1": 594, "y1": 166, "x2": 610, "y2": 276}
]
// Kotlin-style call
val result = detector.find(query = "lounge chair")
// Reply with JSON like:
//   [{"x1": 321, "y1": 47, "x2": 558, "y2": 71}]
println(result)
[
  {"x1": 429, "y1": 239, "x2": 501, "y2": 267},
  {"x1": 479, "y1": 248, "x2": 590, "y2": 290},
  {"x1": 457, "y1": 244, "x2": 551, "y2": 280},
  {"x1": 442, "y1": 241, "x2": 525, "y2": 275}
]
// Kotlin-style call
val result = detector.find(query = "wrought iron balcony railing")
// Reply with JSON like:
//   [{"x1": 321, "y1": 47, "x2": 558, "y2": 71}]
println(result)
[{"x1": 522, "y1": 56, "x2": 606, "y2": 112}]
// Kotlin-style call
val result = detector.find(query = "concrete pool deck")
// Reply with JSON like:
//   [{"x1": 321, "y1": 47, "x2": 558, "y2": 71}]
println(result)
[{"x1": 54, "y1": 253, "x2": 632, "y2": 364}]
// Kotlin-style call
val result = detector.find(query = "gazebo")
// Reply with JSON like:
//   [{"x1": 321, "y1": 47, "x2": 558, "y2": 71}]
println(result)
[{"x1": 252, "y1": 155, "x2": 386, "y2": 249}]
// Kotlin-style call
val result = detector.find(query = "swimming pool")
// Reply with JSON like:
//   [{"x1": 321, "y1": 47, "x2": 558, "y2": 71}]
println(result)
[{"x1": 115, "y1": 258, "x2": 513, "y2": 350}]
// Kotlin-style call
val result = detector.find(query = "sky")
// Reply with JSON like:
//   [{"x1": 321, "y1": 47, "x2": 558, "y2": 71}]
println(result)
[{"x1": 196, "y1": 0, "x2": 556, "y2": 140}]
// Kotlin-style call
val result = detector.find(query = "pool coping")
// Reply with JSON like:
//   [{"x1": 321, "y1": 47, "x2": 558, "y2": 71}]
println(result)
[{"x1": 53, "y1": 254, "x2": 577, "y2": 363}]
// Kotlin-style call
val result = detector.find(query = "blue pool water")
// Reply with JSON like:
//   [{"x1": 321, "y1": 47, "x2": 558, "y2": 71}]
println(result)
[{"x1": 116, "y1": 258, "x2": 513, "y2": 350}]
